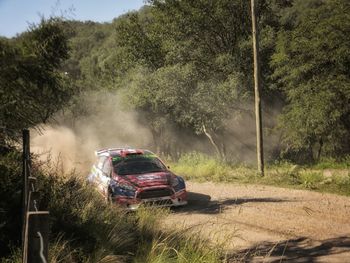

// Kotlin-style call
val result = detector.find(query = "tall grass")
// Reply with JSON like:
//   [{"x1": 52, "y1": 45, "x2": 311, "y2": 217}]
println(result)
[
  {"x1": 133, "y1": 207, "x2": 223, "y2": 263},
  {"x1": 171, "y1": 152, "x2": 256, "y2": 182},
  {"x1": 171, "y1": 152, "x2": 350, "y2": 196},
  {"x1": 0, "y1": 150, "x2": 222, "y2": 262},
  {"x1": 40, "y1": 164, "x2": 222, "y2": 262},
  {"x1": 311, "y1": 156, "x2": 350, "y2": 169}
]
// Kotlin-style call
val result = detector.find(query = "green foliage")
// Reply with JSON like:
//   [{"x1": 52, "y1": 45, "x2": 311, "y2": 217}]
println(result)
[
  {"x1": 7, "y1": 1, "x2": 350, "y2": 261},
  {"x1": 272, "y1": 0, "x2": 350, "y2": 159},
  {"x1": 32, "y1": 0, "x2": 350, "y2": 161},
  {"x1": 62, "y1": 21, "x2": 113, "y2": 89},
  {"x1": 112, "y1": 1, "x2": 262, "y2": 155},
  {"x1": 171, "y1": 152, "x2": 253, "y2": 182},
  {"x1": 38, "y1": 175, "x2": 135, "y2": 259},
  {"x1": 0, "y1": 248, "x2": 21, "y2": 263},
  {"x1": 114, "y1": 8, "x2": 165, "y2": 70},
  {"x1": 0, "y1": 151, "x2": 22, "y2": 256},
  {"x1": 0, "y1": 18, "x2": 74, "y2": 142},
  {"x1": 126, "y1": 64, "x2": 244, "y2": 132},
  {"x1": 312, "y1": 156, "x2": 350, "y2": 169}
]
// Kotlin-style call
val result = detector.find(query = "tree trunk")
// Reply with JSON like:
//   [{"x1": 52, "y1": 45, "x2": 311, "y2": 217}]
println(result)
[
  {"x1": 202, "y1": 125, "x2": 221, "y2": 158},
  {"x1": 317, "y1": 138, "x2": 323, "y2": 161},
  {"x1": 151, "y1": 129, "x2": 161, "y2": 155}
]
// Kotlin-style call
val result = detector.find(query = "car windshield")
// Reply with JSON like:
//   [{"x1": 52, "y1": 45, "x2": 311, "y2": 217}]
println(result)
[{"x1": 113, "y1": 156, "x2": 167, "y2": 175}]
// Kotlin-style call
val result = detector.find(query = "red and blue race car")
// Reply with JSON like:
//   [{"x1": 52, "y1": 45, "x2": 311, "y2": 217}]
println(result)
[{"x1": 87, "y1": 147, "x2": 187, "y2": 210}]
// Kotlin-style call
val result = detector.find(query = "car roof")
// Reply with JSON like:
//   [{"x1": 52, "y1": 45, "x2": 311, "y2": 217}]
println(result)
[{"x1": 95, "y1": 147, "x2": 155, "y2": 158}]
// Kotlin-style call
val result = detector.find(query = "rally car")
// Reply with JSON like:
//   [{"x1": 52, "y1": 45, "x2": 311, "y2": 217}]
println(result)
[{"x1": 87, "y1": 147, "x2": 187, "y2": 210}]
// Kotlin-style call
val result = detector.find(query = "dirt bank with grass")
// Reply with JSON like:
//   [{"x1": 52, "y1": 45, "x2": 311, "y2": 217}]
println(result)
[{"x1": 165, "y1": 182, "x2": 350, "y2": 262}]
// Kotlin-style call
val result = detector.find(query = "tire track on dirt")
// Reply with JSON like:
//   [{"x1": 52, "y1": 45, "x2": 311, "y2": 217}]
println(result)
[{"x1": 164, "y1": 182, "x2": 350, "y2": 262}]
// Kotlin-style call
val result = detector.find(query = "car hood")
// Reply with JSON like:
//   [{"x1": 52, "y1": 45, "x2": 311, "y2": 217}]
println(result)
[{"x1": 123, "y1": 172, "x2": 174, "y2": 188}]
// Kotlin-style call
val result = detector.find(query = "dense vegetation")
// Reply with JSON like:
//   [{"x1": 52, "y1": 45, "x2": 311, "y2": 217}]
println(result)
[
  {"x1": 1, "y1": 0, "x2": 350, "y2": 261},
  {"x1": 1, "y1": 0, "x2": 349, "y2": 162},
  {"x1": 59, "y1": 0, "x2": 349, "y2": 163},
  {"x1": 0, "y1": 18, "x2": 74, "y2": 144}
]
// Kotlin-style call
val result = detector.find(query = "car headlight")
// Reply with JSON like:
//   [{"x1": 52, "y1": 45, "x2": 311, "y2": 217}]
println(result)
[
  {"x1": 110, "y1": 180, "x2": 136, "y2": 195},
  {"x1": 171, "y1": 177, "x2": 179, "y2": 187},
  {"x1": 119, "y1": 183, "x2": 136, "y2": 192}
]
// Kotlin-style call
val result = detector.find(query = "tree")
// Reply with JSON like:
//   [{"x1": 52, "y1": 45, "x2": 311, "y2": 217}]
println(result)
[
  {"x1": 114, "y1": 8, "x2": 165, "y2": 70},
  {"x1": 272, "y1": 0, "x2": 350, "y2": 160},
  {"x1": 0, "y1": 18, "x2": 74, "y2": 144},
  {"x1": 115, "y1": 0, "x2": 264, "y2": 156},
  {"x1": 124, "y1": 62, "x2": 248, "y2": 157}
]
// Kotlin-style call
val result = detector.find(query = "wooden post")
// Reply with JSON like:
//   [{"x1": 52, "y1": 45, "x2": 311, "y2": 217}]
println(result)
[
  {"x1": 22, "y1": 129, "x2": 30, "y2": 261},
  {"x1": 251, "y1": 0, "x2": 264, "y2": 176},
  {"x1": 22, "y1": 129, "x2": 49, "y2": 263}
]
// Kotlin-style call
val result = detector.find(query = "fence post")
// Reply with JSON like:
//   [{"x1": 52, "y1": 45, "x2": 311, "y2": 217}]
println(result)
[{"x1": 22, "y1": 129, "x2": 50, "y2": 263}]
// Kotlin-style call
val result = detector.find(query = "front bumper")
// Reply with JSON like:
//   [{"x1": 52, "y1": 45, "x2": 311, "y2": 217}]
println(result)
[{"x1": 112, "y1": 189, "x2": 187, "y2": 210}]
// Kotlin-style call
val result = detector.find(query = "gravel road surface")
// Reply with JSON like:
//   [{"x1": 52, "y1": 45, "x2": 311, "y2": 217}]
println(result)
[{"x1": 165, "y1": 182, "x2": 350, "y2": 262}]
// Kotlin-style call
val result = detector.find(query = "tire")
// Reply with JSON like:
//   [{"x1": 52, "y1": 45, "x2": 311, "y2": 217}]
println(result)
[{"x1": 105, "y1": 189, "x2": 113, "y2": 205}]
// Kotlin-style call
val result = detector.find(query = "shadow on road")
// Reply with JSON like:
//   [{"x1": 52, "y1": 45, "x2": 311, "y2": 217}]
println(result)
[
  {"x1": 174, "y1": 191, "x2": 289, "y2": 214},
  {"x1": 228, "y1": 236, "x2": 350, "y2": 263}
]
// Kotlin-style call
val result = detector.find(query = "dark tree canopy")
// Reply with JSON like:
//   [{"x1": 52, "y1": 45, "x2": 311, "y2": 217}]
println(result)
[
  {"x1": 53, "y1": 0, "x2": 350, "y2": 161},
  {"x1": 272, "y1": 0, "x2": 350, "y2": 160},
  {"x1": 0, "y1": 18, "x2": 74, "y2": 143},
  {"x1": 3, "y1": 0, "x2": 349, "y2": 161}
]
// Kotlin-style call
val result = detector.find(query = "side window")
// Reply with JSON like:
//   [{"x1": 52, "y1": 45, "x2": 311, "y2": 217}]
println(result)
[
  {"x1": 97, "y1": 156, "x2": 107, "y2": 170},
  {"x1": 102, "y1": 158, "x2": 112, "y2": 177}
]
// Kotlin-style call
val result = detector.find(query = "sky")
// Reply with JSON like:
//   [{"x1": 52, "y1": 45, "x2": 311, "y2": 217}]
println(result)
[{"x1": 0, "y1": 0, "x2": 146, "y2": 37}]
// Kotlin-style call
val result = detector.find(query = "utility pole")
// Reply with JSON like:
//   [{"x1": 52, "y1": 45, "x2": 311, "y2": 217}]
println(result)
[
  {"x1": 22, "y1": 129, "x2": 30, "y2": 257},
  {"x1": 250, "y1": 0, "x2": 264, "y2": 176}
]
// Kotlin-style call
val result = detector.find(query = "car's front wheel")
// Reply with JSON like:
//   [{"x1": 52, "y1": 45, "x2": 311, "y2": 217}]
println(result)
[{"x1": 105, "y1": 188, "x2": 113, "y2": 205}]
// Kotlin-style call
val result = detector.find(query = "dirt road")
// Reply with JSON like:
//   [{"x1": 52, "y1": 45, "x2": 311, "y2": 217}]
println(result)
[{"x1": 166, "y1": 182, "x2": 350, "y2": 262}]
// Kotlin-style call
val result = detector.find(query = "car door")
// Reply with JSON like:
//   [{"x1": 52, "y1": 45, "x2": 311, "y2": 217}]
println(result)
[
  {"x1": 100, "y1": 158, "x2": 112, "y2": 194},
  {"x1": 95, "y1": 156, "x2": 107, "y2": 193}
]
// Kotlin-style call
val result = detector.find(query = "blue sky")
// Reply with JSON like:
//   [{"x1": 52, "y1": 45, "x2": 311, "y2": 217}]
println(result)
[{"x1": 0, "y1": 0, "x2": 146, "y2": 37}]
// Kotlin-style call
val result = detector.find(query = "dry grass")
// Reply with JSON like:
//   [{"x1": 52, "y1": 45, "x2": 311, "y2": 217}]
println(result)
[
  {"x1": 0, "y1": 150, "x2": 223, "y2": 262},
  {"x1": 170, "y1": 152, "x2": 350, "y2": 196}
]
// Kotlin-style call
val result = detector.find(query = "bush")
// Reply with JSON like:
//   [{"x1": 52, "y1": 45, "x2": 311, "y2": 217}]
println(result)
[{"x1": 0, "y1": 151, "x2": 23, "y2": 258}]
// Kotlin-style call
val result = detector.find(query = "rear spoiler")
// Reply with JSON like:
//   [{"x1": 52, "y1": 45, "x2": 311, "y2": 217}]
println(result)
[{"x1": 95, "y1": 146, "x2": 131, "y2": 156}]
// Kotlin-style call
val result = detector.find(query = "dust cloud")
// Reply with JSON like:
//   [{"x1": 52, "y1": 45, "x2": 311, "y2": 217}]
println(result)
[
  {"x1": 31, "y1": 91, "x2": 281, "y2": 174},
  {"x1": 31, "y1": 92, "x2": 153, "y2": 174},
  {"x1": 222, "y1": 105, "x2": 282, "y2": 163}
]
